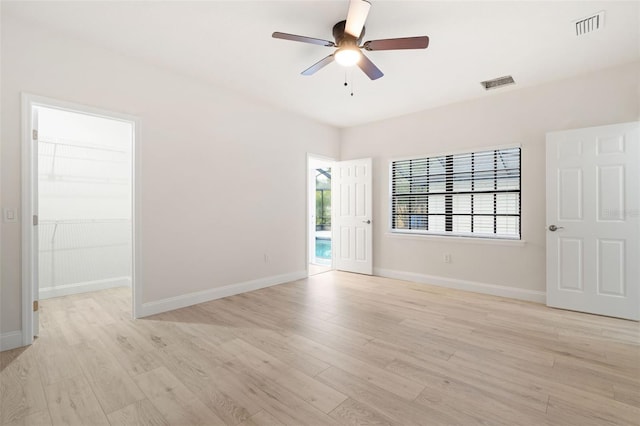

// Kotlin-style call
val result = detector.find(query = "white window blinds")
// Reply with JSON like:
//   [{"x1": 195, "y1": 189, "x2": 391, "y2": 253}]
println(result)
[{"x1": 391, "y1": 147, "x2": 521, "y2": 239}]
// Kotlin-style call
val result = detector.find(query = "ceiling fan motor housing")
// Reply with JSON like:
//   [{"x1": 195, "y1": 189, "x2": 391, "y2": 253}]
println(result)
[{"x1": 332, "y1": 20, "x2": 365, "y2": 47}]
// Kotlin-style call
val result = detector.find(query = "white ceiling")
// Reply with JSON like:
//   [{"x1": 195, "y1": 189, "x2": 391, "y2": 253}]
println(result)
[{"x1": 3, "y1": 1, "x2": 639, "y2": 128}]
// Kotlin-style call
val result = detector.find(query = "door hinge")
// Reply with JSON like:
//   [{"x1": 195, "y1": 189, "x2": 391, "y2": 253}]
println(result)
[
  {"x1": 33, "y1": 215, "x2": 38, "y2": 226},
  {"x1": 32, "y1": 129, "x2": 38, "y2": 140},
  {"x1": 33, "y1": 300, "x2": 39, "y2": 312}
]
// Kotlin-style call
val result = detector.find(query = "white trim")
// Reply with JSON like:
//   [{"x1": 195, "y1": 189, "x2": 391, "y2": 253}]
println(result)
[
  {"x1": 40, "y1": 277, "x2": 131, "y2": 300},
  {"x1": 374, "y1": 267, "x2": 545, "y2": 303},
  {"x1": 137, "y1": 270, "x2": 307, "y2": 318},
  {"x1": 21, "y1": 94, "x2": 34, "y2": 346},
  {"x1": 23, "y1": 94, "x2": 140, "y2": 123},
  {"x1": 21, "y1": 93, "x2": 141, "y2": 347},
  {"x1": 0, "y1": 331, "x2": 24, "y2": 352},
  {"x1": 384, "y1": 232, "x2": 527, "y2": 247},
  {"x1": 388, "y1": 143, "x2": 522, "y2": 163},
  {"x1": 132, "y1": 111, "x2": 142, "y2": 319}
]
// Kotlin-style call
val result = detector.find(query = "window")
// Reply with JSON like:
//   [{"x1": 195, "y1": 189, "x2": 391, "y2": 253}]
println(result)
[{"x1": 390, "y1": 147, "x2": 521, "y2": 239}]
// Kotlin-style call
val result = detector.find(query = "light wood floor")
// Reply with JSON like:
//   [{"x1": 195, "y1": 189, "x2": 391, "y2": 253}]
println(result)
[
  {"x1": 308, "y1": 264, "x2": 332, "y2": 276},
  {"x1": 2, "y1": 271, "x2": 639, "y2": 425}
]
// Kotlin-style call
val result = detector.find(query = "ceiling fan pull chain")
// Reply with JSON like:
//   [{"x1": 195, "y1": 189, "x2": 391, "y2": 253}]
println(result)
[{"x1": 350, "y1": 72, "x2": 355, "y2": 97}]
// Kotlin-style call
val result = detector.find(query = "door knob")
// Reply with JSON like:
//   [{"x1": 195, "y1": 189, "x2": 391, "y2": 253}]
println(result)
[
  {"x1": 363, "y1": 220, "x2": 371, "y2": 224},
  {"x1": 548, "y1": 225, "x2": 564, "y2": 232}
]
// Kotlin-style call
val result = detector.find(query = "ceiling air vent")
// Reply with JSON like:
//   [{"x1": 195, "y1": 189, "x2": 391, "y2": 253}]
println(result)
[
  {"x1": 575, "y1": 11, "x2": 605, "y2": 36},
  {"x1": 480, "y1": 75, "x2": 515, "y2": 90}
]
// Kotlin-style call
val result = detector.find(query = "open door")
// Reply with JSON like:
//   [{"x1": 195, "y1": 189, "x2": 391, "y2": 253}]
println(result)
[
  {"x1": 546, "y1": 122, "x2": 639, "y2": 320},
  {"x1": 30, "y1": 106, "x2": 40, "y2": 337},
  {"x1": 332, "y1": 158, "x2": 373, "y2": 275}
]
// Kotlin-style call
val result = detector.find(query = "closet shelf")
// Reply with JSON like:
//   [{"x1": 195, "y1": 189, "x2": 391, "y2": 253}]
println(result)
[
  {"x1": 39, "y1": 219, "x2": 130, "y2": 224},
  {"x1": 38, "y1": 174, "x2": 129, "y2": 185}
]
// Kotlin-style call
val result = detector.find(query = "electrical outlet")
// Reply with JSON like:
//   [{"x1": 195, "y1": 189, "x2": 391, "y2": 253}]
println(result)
[{"x1": 443, "y1": 253, "x2": 452, "y2": 263}]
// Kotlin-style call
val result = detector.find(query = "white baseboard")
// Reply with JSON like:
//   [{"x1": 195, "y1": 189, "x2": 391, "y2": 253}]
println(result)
[
  {"x1": 138, "y1": 270, "x2": 307, "y2": 318},
  {"x1": 0, "y1": 331, "x2": 24, "y2": 352},
  {"x1": 374, "y1": 268, "x2": 546, "y2": 303},
  {"x1": 40, "y1": 277, "x2": 131, "y2": 300}
]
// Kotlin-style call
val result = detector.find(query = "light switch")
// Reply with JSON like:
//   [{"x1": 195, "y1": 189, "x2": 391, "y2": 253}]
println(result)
[{"x1": 3, "y1": 208, "x2": 17, "y2": 223}]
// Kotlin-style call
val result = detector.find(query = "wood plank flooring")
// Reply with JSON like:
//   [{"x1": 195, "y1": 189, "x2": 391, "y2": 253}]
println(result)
[{"x1": 1, "y1": 271, "x2": 639, "y2": 425}]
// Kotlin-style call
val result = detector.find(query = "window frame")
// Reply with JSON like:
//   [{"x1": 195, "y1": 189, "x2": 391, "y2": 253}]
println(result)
[{"x1": 388, "y1": 145, "x2": 522, "y2": 240}]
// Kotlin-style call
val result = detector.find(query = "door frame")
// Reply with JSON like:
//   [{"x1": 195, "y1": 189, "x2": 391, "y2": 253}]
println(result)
[
  {"x1": 306, "y1": 153, "x2": 335, "y2": 274},
  {"x1": 21, "y1": 93, "x2": 142, "y2": 346}
]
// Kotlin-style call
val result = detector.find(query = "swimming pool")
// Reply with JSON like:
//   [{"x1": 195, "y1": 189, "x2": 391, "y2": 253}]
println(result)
[{"x1": 315, "y1": 238, "x2": 331, "y2": 260}]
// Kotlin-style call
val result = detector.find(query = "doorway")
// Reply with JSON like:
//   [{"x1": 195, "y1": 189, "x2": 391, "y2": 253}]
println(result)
[
  {"x1": 308, "y1": 155, "x2": 333, "y2": 276},
  {"x1": 22, "y1": 95, "x2": 139, "y2": 345}
]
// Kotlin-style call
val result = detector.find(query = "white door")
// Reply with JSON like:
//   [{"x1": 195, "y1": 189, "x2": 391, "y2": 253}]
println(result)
[
  {"x1": 333, "y1": 158, "x2": 373, "y2": 275},
  {"x1": 546, "y1": 122, "x2": 639, "y2": 320}
]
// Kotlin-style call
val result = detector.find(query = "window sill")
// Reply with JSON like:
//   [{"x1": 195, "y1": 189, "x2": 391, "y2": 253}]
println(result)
[{"x1": 385, "y1": 232, "x2": 527, "y2": 247}]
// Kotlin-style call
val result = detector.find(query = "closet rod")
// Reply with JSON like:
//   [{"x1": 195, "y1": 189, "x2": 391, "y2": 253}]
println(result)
[
  {"x1": 39, "y1": 219, "x2": 131, "y2": 224},
  {"x1": 39, "y1": 138, "x2": 129, "y2": 154}
]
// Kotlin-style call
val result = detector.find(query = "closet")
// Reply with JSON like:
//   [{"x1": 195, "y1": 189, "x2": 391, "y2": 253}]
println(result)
[{"x1": 37, "y1": 107, "x2": 133, "y2": 299}]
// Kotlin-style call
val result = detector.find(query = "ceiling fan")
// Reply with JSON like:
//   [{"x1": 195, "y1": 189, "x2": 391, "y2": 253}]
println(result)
[{"x1": 272, "y1": 0, "x2": 429, "y2": 80}]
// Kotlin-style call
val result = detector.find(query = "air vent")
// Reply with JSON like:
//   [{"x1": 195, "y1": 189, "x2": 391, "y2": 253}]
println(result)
[
  {"x1": 480, "y1": 75, "x2": 515, "y2": 90},
  {"x1": 575, "y1": 11, "x2": 605, "y2": 36}
]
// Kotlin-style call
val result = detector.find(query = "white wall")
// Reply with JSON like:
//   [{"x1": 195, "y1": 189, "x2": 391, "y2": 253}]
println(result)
[
  {"x1": 1, "y1": 18, "x2": 340, "y2": 336},
  {"x1": 2, "y1": 11, "x2": 637, "y2": 343},
  {"x1": 341, "y1": 62, "x2": 640, "y2": 300}
]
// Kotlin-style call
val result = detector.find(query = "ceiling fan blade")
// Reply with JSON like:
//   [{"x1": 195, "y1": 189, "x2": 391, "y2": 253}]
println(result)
[
  {"x1": 357, "y1": 52, "x2": 383, "y2": 80},
  {"x1": 345, "y1": 0, "x2": 371, "y2": 38},
  {"x1": 363, "y1": 36, "x2": 429, "y2": 51},
  {"x1": 272, "y1": 32, "x2": 335, "y2": 47},
  {"x1": 301, "y1": 55, "x2": 335, "y2": 76}
]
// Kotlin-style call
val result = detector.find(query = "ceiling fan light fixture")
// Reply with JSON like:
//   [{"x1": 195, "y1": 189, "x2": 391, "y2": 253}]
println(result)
[{"x1": 335, "y1": 47, "x2": 361, "y2": 67}]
